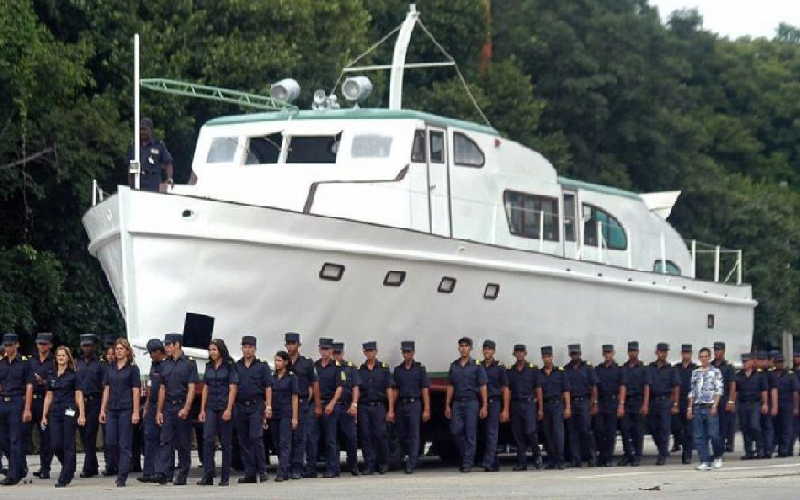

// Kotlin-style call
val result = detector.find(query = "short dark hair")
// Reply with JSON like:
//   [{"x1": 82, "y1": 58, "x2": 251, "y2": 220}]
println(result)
[{"x1": 698, "y1": 347, "x2": 711, "y2": 357}]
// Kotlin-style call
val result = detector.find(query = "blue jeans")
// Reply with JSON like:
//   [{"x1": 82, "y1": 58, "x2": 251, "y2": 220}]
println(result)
[{"x1": 692, "y1": 406, "x2": 722, "y2": 463}]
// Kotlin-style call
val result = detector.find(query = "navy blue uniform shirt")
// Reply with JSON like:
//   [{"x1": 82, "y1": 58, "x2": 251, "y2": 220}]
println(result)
[
  {"x1": 564, "y1": 360, "x2": 598, "y2": 397},
  {"x1": 103, "y1": 362, "x2": 141, "y2": 410},
  {"x1": 393, "y1": 361, "x2": 430, "y2": 399},
  {"x1": 774, "y1": 369, "x2": 799, "y2": 403},
  {"x1": 163, "y1": 354, "x2": 199, "y2": 402},
  {"x1": 146, "y1": 359, "x2": 165, "y2": 408},
  {"x1": 623, "y1": 359, "x2": 651, "y2": 397},
  {"x1": 765, "y1": 368, "x2": 778, "y2": 391},
  {"x1": 506, "y1": 362, "x2": 540, "y2": 400},
  {"x1": 712, "y1": 359, "x2": 735, "y2": 396},
  {"x1": 289, "y1": 355, "x2": 316, "y2": 400},
  {"x1": 76, "y1": 356, "x2": 104, "y2": 397},
  {"x1": 204, "y1": 360, "x2": 239, "y2": 411},
  {"x1": 736, "y1": 369, "x2": 767, "y2": 402},
  {"x1": 271, "y1": 371, "x2": 299, "y2": 418},
  {"x1": 49, "y1": 369, "x2": 78, "y2": 409},
  {"x1": 540, "y1": 366, "x2": 571, "y2": 399},
  {"x1": 236, "y1": 357, "x2": 271, "y2": 402},
  {"x1": 596, "y1": 361, "x2": 627, "y2": 411},
  {"x1": 338, "y1": 360, "x2": 360, "y2": 405},
  {"x1": 30, "y1": 353, "x2": 55, "y2": 395},
  {"x1": 315, "y1": 359, "x2": 343, "y2": 401},
  {"x1": 482, "y1": 360, "x2": 508, "y2": 399},
  {"x1": 128, "y1": 140, "x2": 173, "y2": 175},
  {"x1": 648, "y1": 361, "x2": 680, "y2": 396},
  {"x1": 675, "y1": 361, "x2": 698, "y2": 402},
  {"x1": 357, "y1": 360, "x2": 393, "y2": 403},
  {"x1": 448, "y1": 357, "x2": 488, "y2": 400},
  {"x1": 0, "y1": 354, "x2": 32, "y2": 397}
]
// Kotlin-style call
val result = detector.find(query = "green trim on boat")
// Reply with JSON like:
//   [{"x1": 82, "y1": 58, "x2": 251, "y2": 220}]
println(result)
[{"x1": 558, "y1": 176, "x2": 642, "y2": 201}]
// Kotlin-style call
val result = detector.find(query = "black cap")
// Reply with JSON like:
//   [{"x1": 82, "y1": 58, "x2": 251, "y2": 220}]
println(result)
[
  {"x1": 483, "y1": 339, "x2": 496, "y2": 350},
  {"x1": 768, "y1": 350, "x2": 780, "y2": 360},
  {"x1": 141, "y1": 117, "x2": 154, "y2": 130},
  {"x1": 285, "y1": 332, "x2": 300, "y2": 344},
  {"x1": 713, "y1": 341, "x2": 725, "y2": 351},
  {"x1": 568, "y1": 344, "x2": 581, "y2": 354},
  {"x1": 36, "y1": 332, "x2": 53, "y2": 344},
  {"x1": 741, "y1": 353, "x2": 753, "y2": 362},
  {"x1": 458, "y1": 337, "x2": 473, "y2": 347},
  {"x1": 541, "y1": 345, "x2": 553, "y2": 356},
  {"x1": 319, "y1": 337, "x2": 333, "y2": 348},
  {"x1": 794, "y1": 351, "x2": 800, "y2": 357},
  {"x1": 102, "y1": 335, "x2": 116, "y2": 348},
  {"x1": 79, "y1": 334, "x2": 97, "y2": 346},
  {"x1": 681, "y1": 344, "x2": 692, "y2": 353},
  {"x1": 627, "y1": 341, "x2": 639, "y2": 351},
  {"x1": 146, "y1": 339, "x2": 164, "y2": 353},
  {"x1": 656, "y1": 342, "x2": 670, "y2": 352},
  {"x1": 362, "y1": 341, "x2": 377, "y2": 351},
  {"x1": 773, "y1": 353, "x2": 784, "y2": 362},
  {"x1": 2, "y1": 333, "x2": 18, "y2": 345},
  {"x1": 401, "y1": 341, "x2": 415, "y2": 352},
  {"x1": 602, "y1": 344, "x2": 614, "y2": 353},
  {"x1": 513, "y1": 344, "x2": 526, "y2": 352},
  {"x1": 164, "y1": 333, "x2": 183, "y2": 344},
  {"x1": 332, "y1": 342, "x2": 344, "y2": 353},
  {"x1": 755, "y1": 351, "x2": 767, "y2": 360},
  {"x1": 241, "y1": 335, "x2": 257, "y2": 346}
]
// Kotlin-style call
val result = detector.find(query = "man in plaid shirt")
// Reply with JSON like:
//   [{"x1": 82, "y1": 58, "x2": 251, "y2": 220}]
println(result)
[{"x1": 687, "y1": 347, "x2": 724, "y2": 470}]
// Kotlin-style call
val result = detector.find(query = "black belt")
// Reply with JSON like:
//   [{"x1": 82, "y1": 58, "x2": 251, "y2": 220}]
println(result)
[
  {"x1": 654, "y1": 394, "x2": 671, "y2": 399},
  {"x1": 84, "y1": 394, "x2": 100, "y2": 401},
  {"x1": 600, "y1": 394, "x2": 618, "y2": 400},
  {"x1": 627, "y1": 393, "x2": 643, "y2": 399},
  {"x1": 365, "y1": 401, "x2": 386, "y2": 407},
  {"x1": 237, "y1": 399, "x2": 262, "y2": 407},
  {"x1": 32, "y1": 394, "x2": 43, "y2": 400},
  {"x1": 168, "y1": 399, "x2": 184, "y2": 405},
  {"x1": 544, "y1": 396, "x2": 561, "y2": 403},
  {"x1": 512, "y1": 396, "x2": 535, "y2": 402},
  {"x1": 740, "y1": 399, "x2": 760, "y2": 403},
  {"x1": 454, "y1": 397, "x2": 477, "y2": 402},
  {"x1": 571, "y1": 395, "x2": 588, "y2": 401},
  {"x1": 694, "y1": 402, "x2": 714, "y2": 408},
  {"x1": 399, "y1": 397, "x2": 420, "y2": 403},
  {"x1": 488, "y1": 397, "x2": 500, "y2": 403}
]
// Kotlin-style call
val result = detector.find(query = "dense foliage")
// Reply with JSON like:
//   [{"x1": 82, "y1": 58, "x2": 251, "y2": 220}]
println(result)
[{"x1": 1, "y1": 0, "x2": 797, "y2": 349}]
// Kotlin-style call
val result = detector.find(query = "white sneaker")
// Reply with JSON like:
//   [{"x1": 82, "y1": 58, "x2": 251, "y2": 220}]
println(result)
[
  {"x1": 712, "y1": 458, "x2": 723, "y2": 469},
  {"x1": 696, "y1": 463, "x2": 711, "y2": 471}
]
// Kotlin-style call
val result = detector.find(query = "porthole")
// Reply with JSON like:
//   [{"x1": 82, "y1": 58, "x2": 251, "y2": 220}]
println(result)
[
  {"x1": 384, "y1": 271, "x2": 406, "y2": 287},
  {"x1": 438, "y1": 277, "x2": 456, "y2": 294},
  {"x1": 319, "y1": 263, "x2": 345, "y2": 281},
  {"x1": 484, "y1": 283, "x2": 500, "y2": 300}
]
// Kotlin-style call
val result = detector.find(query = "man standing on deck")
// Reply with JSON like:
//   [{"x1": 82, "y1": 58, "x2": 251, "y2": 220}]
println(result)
[
  {"x1": 712, "y1": 342, "x2": 737, "y2": 452},
  {"x1": 445, "y1": 337, "x2": 488, "y2": 473},
  {"x1": 675, "y1": 344, "x2": 697, "y2": 464},
  {"x1": 128, "y1": 117, "x2": 174, "y2": 192}
]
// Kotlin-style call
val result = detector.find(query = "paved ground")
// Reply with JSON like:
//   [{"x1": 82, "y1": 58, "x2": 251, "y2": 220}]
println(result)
[{"x1": 4, "y1": 437, "x2": 800, "y2": 499}]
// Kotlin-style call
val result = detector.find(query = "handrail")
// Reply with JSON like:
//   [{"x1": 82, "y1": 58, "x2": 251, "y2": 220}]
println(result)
[{"x1": 303, "y1": 164, "x2": 410, "y2": 214}]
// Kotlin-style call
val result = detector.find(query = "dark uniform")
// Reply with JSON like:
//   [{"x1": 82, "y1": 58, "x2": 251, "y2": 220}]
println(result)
[
  {"x1": 736, "y1": 356, "x2": 767, "y2": 459},
  {"x1": 286, "y1": 333, "x2": 316, "y2": 478},
  {"x1": 392, "y1": 341, "x2": 430, "y2": 473},
  {"x1": 506, "y1": 347, "x2": 541, "y2": 470},
  {"x1": 540, "y1": 346, "x2": 570, "y2": 469},
  {"x1": 47, "y1": 368, "x2": 79, "y2": 486},
  {"x1": 447, "y1": 349, "x2": 487, "y2": 471},
  {"x1": 594, "y1": 346, "x2": 626, "y2": 466},
  {"x1": 306, "y1": 340, "x2": 342, "y2": 477},
  {"x1": 0, "y1": 335, "x2": 32, "y2": 484},
  {"x1": 128, "y1": 138, "x2": 173, "y2": 192},
  {"x1": 76, "y1": 334, "x2": 104, "y2": 477},
  {"x1": 234, "y1": 337, "x2": 271, "y2": 482},
  {"x1": 480, "y1": 344, "x2": 507, "y2": 471},
  {"x1": 333, "y1": 344, "x2": 360, "y2": 475},
  {"x1": 270, "y1": 370, "x2": 299, "y2": 480},
  {"x1": 772, "y1": 360, "x2": 799, "y2": 456},
  {"x1": 712, "y1": 342, "x2": 736, "y2": 451},
  {"x1": 157, "y1": 339, "x2": 199, "y2": 484},
  {"x1": 757, "y1": 353, "x2": 776, "y2": 458},
  {"x1": 357, "y1": 342, "x2": 393, "y2": 474},
  {"x1": 620, "y1": 342, "x2": 651, "y2": 465},
  {"x1": 103, "y1": 359, "x2": 142, "y2": 485},
  {"x1": 201, "y1": 358, "x2": 239, "y2": 484},
  {"x1": 648, "y1": 347, "x2": 680, "y2": 462},
  {"x1": 142, "y1": 340, "x2": 165, "y2": 481},
  {"x1": 28, "y1": 335, "x2": 55, "y2": 478},
  {"x1": 563, "y1": 345, "x2": 598, "y2": 466},
  {"x1": 674, "y1": 346, "x2": 697, "y2": 464}
]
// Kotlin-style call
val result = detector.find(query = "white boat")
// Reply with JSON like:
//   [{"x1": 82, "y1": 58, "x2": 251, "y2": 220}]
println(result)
[{"x1": 83, "y1": 5, "x2": 754, "y2": 381}]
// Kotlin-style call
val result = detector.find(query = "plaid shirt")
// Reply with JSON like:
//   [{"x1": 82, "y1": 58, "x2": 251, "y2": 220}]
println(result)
[{"x1": 689, "y1": 366, "x2": 723, "y2": 404}]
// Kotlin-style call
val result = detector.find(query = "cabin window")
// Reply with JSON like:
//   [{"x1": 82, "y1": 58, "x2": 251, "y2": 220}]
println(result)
[
  {"x1": 206, "y1": 137, "x2": 238, "y2": 163},
  {"x1": 430, "y1": 131, "x2": 445, "y2": 163},
  {"x1": 453, "y1": 132, "x2": 485, "y2": 167},
  {"x1": 653, "y1": 260, "x2": 681, "y2": 276},
  {"x1": 563, "y1": 193, "x2": 576, "y2": 242},
  {"x1": 286, "y1": 133, "x2": 341, "y2": 164},
  {"x1": 351, "y1": 134, "x2": 392, "y2": 158},
  {"x1": 503, "y1": 190, "x2": 559, "y2": 241},
  {"x1": 411, "y1": 130, "x2": 427, "y2": 162},
  {"x1": 245, "y1": 133, "x2": 283, "y2": 164},
  {"x1": 583, "y1": 204, "x2": 627, "y2": 250}
]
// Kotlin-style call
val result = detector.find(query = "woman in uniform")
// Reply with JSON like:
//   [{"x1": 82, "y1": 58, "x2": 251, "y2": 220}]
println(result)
[
  {"x1": 99, "y1": 339, "x2": 141, "y2": 487},
  {"x1": 198, "y1": 339, "x2": 238, "y2": 486},
  {"x1": 266, "y1": 351, "x2": 299, "y2": 482},
  {"x1": 41, "y1": 346, "x2": 86, "y2": 487}
]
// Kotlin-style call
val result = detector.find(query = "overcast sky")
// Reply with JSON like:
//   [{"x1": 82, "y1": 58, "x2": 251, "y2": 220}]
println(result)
[{"x1": 650, "y1": 0, "x2": 800, "y2": 39}]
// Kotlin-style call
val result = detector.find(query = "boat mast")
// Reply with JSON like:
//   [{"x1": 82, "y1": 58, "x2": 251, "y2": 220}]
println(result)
[{"x1": 388, "y1": 5, "x2": 420, "y2": 110}]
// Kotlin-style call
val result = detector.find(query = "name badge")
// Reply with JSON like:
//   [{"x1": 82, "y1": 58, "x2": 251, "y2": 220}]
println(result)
[{"x1": 65, "y1": 408, "x2": 76, "y2": 418}]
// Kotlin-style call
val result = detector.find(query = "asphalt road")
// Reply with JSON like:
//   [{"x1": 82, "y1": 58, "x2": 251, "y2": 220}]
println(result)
[{"x1": 4, "y1": 438, "x2": 800, "y2": 499}]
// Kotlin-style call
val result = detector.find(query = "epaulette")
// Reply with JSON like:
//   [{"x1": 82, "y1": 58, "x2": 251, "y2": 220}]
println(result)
[
  {"x1": 340, "y1": 371, "x2": 347, "y2": 381},
  {"x1": 347, "y1": 361, "x2": 354, "y2": 367},
  {"x1": 757, "y1": 368, "x2": 763, "y2": 372},
  {"x1": 22, "y1": 355, "x2": 29, "y2": 361},
  {"x1": 381, "y1": 362, "x2": 388, "y2": 368},
  {"x1": 288, "y1": 371, "x2": 295, "y2": 376},
  {"x1": 586, "y1": 362, "x2": 592, "y2": 367},
  {"x1": 335, "y1": 360, "x2": 341, "y2": 367},
  {"x1": 558, "y1": 367, "x2": 564, "y2": 371},
  {"x1": 475, "y1": 359, "x2": 480, "y2": 365},
  {"x1": 768, "y1": 367, "x2": 775, "y2": 371},
  {"x1": 528, "y1": 363, "x2": 537, "y2": 369}
]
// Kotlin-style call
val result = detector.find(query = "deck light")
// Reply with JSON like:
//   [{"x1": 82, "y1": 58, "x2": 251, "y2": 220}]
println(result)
[
  {"x1": 383, "y1": 271, "x2": 406, "y2": 287},
  {"x1": 484, "y1": 283, "x2": 500, "y2": 300},
  {"x1": 438, "y1": 276, "x2": 456, "y2": 294},
  {"x1": 271, "y1": 78, "x2": 301, "y2": 103},
  {"x1": 342, "y1": 76, "x2": 373, "y2": 103},
  {"x1": 319, "y1": 262, "x2": 345, "y2": 281}
]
